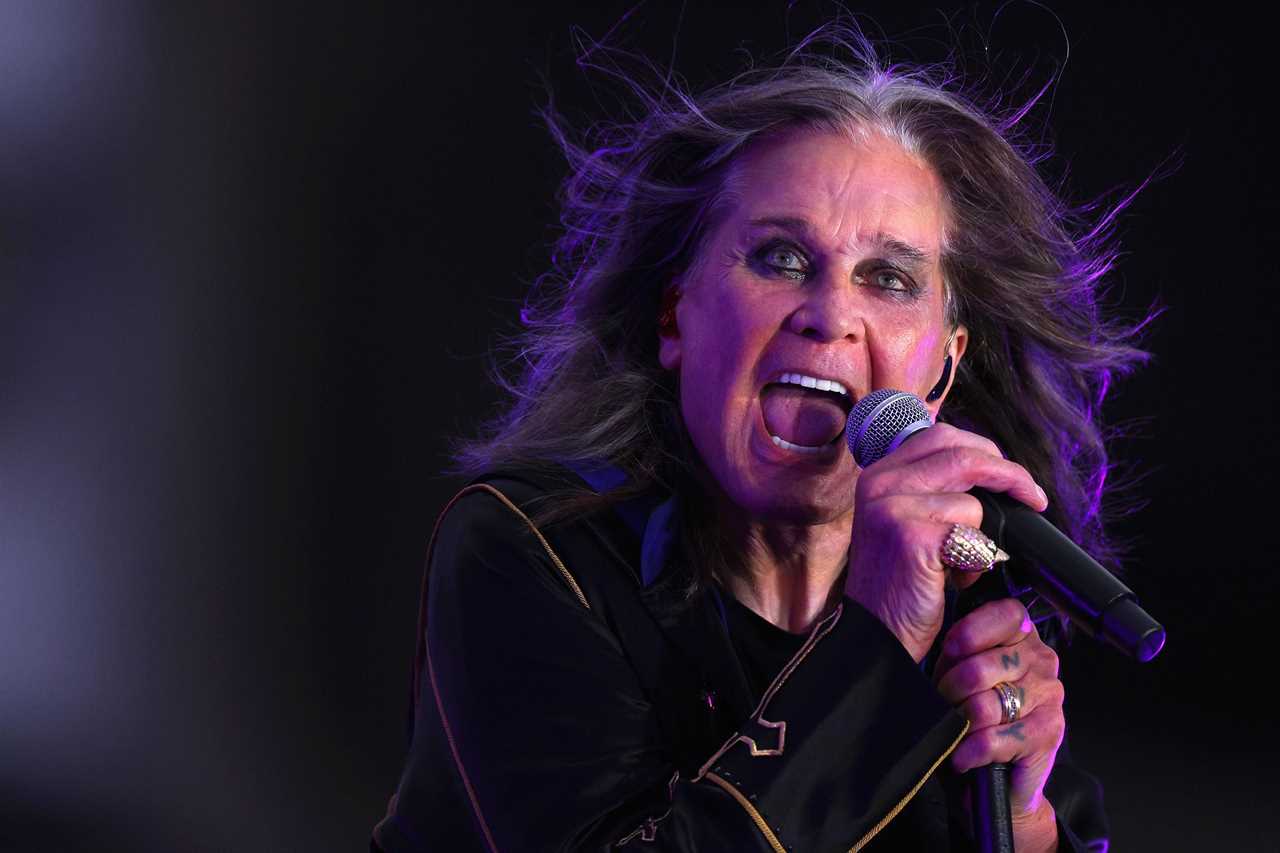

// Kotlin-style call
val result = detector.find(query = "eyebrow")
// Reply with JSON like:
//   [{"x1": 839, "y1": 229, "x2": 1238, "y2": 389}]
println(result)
[{"x1": 746, "y1": 215, "x2": 933, "y2": 272}]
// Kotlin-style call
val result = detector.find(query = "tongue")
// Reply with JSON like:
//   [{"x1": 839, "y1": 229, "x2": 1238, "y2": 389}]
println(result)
[{"x1": 761, "y1": 385, "x2": 848, "y2": 447}]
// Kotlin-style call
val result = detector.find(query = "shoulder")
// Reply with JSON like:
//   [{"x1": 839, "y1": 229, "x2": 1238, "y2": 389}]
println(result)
[
  {"x1": 433, "y1": 465, "x2": 599, "y2": 557},
  {"x1": 428, "y1": 465, "x2": 642, "y2": 611}
]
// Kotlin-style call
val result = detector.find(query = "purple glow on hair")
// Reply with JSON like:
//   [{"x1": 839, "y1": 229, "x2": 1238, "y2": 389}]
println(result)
[
  {"x1": 1096, "y1": 369, "x2": 1112, "y2": 408},
  {"x1": 1000, "y1": 74, "x2": 1056, "y2": 131},
  {"x1": 457, "y1": 21, "x2": 1161, "y2": 592}
]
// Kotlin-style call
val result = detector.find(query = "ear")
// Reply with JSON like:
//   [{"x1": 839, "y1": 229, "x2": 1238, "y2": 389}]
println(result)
[
  {"x1": 925, "y1": 323, "x2": 968, "y2": 413},
  {"x1": 949, "y1": 323, "x2": 968, "y2": 368},
  {"x1": 657, "y1": 285, "x2": 682, "y2": 371}
]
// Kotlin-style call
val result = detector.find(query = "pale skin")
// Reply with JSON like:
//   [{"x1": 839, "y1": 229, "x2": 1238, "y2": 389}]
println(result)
[{"x1": 658, "y1": 128, "x2": 1062, "y2": 851}]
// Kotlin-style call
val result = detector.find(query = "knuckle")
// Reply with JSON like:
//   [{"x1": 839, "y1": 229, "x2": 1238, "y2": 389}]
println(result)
[
  {"x1": 1038, "y1": 704, "x2": 1065, "y2": 733},
  {"x1": 1007, "y1": 459, "x2": 1034, "y2": 480},
  {"x1": 998, "y1": 461, "x2": 1037, "y2": 495},
  {"x1": 955, "y1": 659, "x2": 987, "y2": 695},
  {"x1": 1032, "y1": 706, "x2": 1065, "y2": 743},
  {"x1": 855, "y1": 470, "x2": 882, "y2": 501},
  {"x1": 925, "y1": 505, "x2": 952, "y2": 525},
  {"x1": 931, "y1": 422, "x2": 960, "y2": 443},
  {"x1": 962, "y1": 493, "x2": 985, "y2": 524},
  {"x1": 878, "y1": 493, "x2": 913, "y2": 518},
  {"x1": 940, "y1": 663, "x2": 973, "y2": 698},
  {"x1": 945, "y1": 445, "x2": 978, "y2": 472},
  {"x1": 962, "y1": 693, "x2": 986, "y2": 725},
  {"x1": 1050, "y1": 715, "x2": 1066, "y2": 747},
  {"x1": 931, "y1": 494, "x2": 982, "y2": 527},
  {"x1": 1001, "y1": 598, "x2": 1029, "y2": 625},
  {"x1": 1040, "y1": 645, "x2": 1061, "y2": 677},
  {"x1": 974, "y1": 434, "x2": 1003, "y2": 459},
  {"x1": 945, "y1": 623, "x2": 977, "y2": 657},
  {"x1": 975, "y1": 726, "x2": 1002, "y2": 755},
  {"x1": 970, "y1": 600, "x2": 999, "y2": 622},
  {"x1": 859, "y1": 500, "x2": 903, "y2": 537},
  {"x1": 951, "y1": 741, "x2": 975, "y2": 772}
]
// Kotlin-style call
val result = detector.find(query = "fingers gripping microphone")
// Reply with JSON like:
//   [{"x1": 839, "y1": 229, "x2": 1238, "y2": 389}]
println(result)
[{"x1": 845, "y1": 389, "x2": 1166, "y2": 663}]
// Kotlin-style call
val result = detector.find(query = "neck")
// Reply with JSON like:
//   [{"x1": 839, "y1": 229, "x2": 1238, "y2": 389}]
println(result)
[{"x1": 718, "y1": 510, "x2": 851, "y2": 635}]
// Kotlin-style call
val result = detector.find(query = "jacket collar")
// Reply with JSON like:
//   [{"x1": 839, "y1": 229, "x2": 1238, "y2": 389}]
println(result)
[{"x1": 568, "y1": 462, "x2": 757, "y2": 741}]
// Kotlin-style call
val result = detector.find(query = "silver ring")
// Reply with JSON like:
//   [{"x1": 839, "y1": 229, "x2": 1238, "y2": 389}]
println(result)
[
  {"x1": 993, "y1": 681, "x2": 1022, "y2": 725},
  {"x1": 940, "y1": 523, "x2": 1011, "y2": 573}
]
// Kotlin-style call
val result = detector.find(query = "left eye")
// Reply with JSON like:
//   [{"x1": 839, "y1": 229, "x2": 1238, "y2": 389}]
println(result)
[
  {"x1": 871, "y1": 269, "x2": 907, "y2": 291},
  {"x1": 862, "y1": 268, "x2": 914, "y2": 293}
]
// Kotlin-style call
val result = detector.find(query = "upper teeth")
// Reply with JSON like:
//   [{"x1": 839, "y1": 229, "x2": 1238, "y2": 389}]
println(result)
[{"x1": 777, "y1": 372, "x2": 849, "y2": 397}]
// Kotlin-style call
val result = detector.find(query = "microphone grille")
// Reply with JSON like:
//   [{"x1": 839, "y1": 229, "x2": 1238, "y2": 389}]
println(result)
[{"x1": 845, "y1": 389, "x2": 931, "y2": 467}]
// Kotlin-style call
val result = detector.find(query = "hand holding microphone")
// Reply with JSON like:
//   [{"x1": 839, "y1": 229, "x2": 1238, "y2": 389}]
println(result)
[
  {"x1": 841, "y1": 415, "x2": 1048, "y2": 663},
  {"x1": 841, "y1": 388, "x2": 1165, "y2": 852},
  {"x1": 845, "y1": 389, "x2": 1166, "y2": 663},
  {"x1": 839, "y1": 397, "x2": 1064, "y2": 843}
]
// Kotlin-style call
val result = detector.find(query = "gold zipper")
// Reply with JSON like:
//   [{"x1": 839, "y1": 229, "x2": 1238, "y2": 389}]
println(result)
[{"x1": 849, "y1": 719, "x2": 971, "y2": 852}]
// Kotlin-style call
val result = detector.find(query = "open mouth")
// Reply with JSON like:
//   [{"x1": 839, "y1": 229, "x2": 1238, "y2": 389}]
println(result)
[{"x1": 760, "y1": 372, "x2": 853, "y2": 455}]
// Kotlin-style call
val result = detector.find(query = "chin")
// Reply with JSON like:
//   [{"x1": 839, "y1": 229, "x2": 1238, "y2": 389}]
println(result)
[{"x1": 732, "y1": 467, "x2": 856, "y2": 527}]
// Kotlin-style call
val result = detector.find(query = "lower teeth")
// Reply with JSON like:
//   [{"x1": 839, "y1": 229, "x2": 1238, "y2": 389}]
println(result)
[{"x1": 771, "y1": 434, "x2": 826, "y2": 454}]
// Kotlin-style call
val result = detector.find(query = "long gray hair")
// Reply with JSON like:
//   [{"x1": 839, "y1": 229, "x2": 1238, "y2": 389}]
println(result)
[{"x1": 455, "y1": 25, "x2": 1151, "y2": 600}]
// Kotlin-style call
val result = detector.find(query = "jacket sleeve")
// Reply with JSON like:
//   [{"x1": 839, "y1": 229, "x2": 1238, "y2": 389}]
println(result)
[
  {"x1": 1046, "y1": 735, "x2": 1110, "y2": 852},
  {"x1": 377, "y1": 487, "x2": 970, "y2": 852}
]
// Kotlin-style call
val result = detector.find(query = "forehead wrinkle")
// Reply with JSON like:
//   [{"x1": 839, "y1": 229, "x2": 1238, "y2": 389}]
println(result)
[
  {"x1": 840, "y1": 229, "x2": 935, "y2": 266},
  {"x1": 723, "y1": 129, "x2": 952, "y2": 298},
  {"x1": 737, "y1": 171, "x2": 943, "y2": 260}
]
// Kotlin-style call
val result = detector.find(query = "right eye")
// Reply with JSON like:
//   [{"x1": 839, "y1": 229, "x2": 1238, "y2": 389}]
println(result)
[{"x1": 755, "y1": 241, "x2": 809, "y2": 281}]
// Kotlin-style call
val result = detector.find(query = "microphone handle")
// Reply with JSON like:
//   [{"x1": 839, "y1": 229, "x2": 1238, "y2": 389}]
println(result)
[
  {"x1": 973, "y1": 764, "x2": 1015, "y2": 853},
  {"x1": 957, "y1": 569, "x2": 1016, "y2": 852}
]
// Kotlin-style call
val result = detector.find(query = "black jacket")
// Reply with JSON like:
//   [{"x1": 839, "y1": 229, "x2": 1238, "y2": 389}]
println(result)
[{"x1": 373, "y1": 467, "x2": 1107, "y2": 851}]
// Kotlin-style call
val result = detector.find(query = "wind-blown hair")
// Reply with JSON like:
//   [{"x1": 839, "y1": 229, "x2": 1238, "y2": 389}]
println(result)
[{"x1": 456, "y1": 25, "x2": 1151, "y2": 599}]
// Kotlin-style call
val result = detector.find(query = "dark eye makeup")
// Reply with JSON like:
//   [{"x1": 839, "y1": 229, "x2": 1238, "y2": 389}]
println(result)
[
  {"x1": 749, "y1": 237, "x2": 922, "y2": 298},
  {"x1": 752, "y1": 239, "x2": 809, "y2": 280},
  {"x1": 855, "y1": 263, "x2": 920, "y2": 296}
]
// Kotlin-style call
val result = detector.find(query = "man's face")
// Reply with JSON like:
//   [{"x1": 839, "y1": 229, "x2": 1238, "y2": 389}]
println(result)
[{"x1": 660, "y1": 128, "x2": 965, "y2": 524}]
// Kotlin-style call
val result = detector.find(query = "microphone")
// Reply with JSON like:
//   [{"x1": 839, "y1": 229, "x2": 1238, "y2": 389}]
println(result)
[{"x1": 845, "y1": 389, "x2": 1165, "y2": 663}]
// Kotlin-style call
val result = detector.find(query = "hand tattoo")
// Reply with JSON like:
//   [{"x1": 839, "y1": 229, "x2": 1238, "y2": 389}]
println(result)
[
  {"x1": 998, "y1": 722, "x2": 1027, "y2": 741},
  {"x1": 1001, "y1": 651, "x2": 1020, "y2": 670}
]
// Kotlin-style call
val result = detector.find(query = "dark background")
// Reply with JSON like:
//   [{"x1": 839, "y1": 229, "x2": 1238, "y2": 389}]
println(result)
[{"x1": 2, "y1": 1, "x2": 1275, "y2": 850}]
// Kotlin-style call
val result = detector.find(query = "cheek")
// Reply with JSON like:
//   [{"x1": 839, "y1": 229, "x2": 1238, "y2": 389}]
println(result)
[
  {"x1": 871, "y1": 318, "x2": 945, "y2": 392},
  {"x1": 681, "y1": 324, "x2": 748, "y2": 429},
  {"x1": 679, "y1": 366, "x2": 721, "y2": 439},
  {"x1": 904, "y1": 337, "x2": 941, "y2": 386},
  {"x1": 677, "y1": 286, "x2": 779, "y2": 438},
  {"x1": 682, "y1": 284, "x2": 775, "y2": 385}
]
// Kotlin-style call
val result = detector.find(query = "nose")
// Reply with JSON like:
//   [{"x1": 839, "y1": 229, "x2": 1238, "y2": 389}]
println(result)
[{"x1": 786, "y1": 271, "x2": 865, "y2": 343}]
